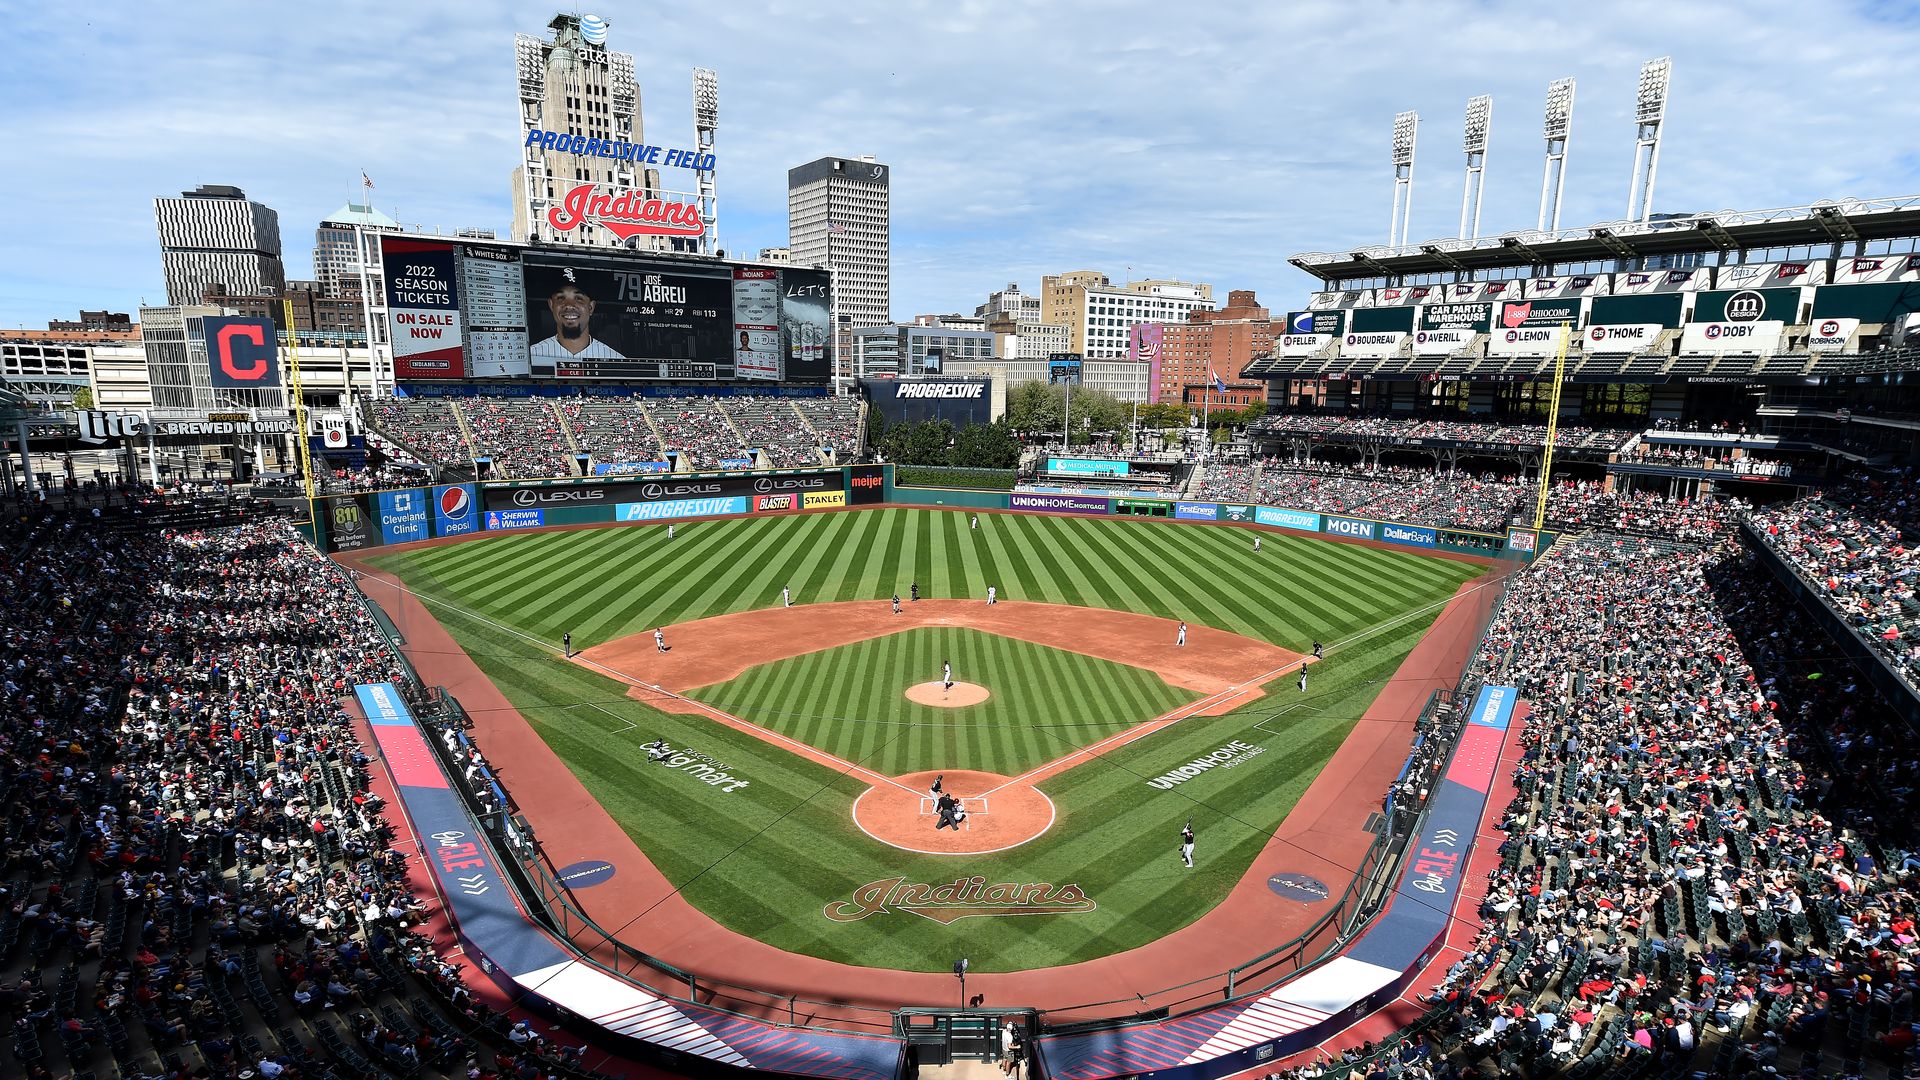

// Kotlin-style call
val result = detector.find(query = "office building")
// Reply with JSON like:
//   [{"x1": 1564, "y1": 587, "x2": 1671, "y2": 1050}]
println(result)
[
  {"x1": 789, "y1": 155, "x2": 891, "y2": 372},
  {"x1": 851, "y1": 324, "x2": 991, "y2": 379},
  {"x1": 1153, "y1": 290, "x2": 1273, "y2": 406},
  {"x1": 154, "y1": 185, "x2": 286, "y2": 306},
  {"x1": 1040, "y1": 271, "x2": 1214, "y2": 359},
  {"x1": 313, "y1": 203, "x2": 398, "y2": 299}
]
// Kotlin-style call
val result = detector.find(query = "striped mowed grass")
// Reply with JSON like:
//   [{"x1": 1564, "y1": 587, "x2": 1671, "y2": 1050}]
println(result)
[
  {"x1": 370, "y1": 508, "x2": 1486, "y2": 970},
  {"x1": 688, "y1": 627, "x2": 1202, "y2": 776}
]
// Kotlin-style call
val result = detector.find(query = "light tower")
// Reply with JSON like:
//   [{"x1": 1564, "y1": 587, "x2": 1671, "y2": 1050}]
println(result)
[
  {"x1": 692, "y1": 67, "x2": 719, "y2": 256},
  {"x1": 1459, "y1": 95, "x2": 1492, "y2": 240},
  {"x1": 1626, "y1": 57, "x2": 1672, "y2": 223},
  {"x1": 1537, "y1": 77, "x2": 1575, "y2": 232},
  {"x1": 1389, "y1": 110, "x2": 1418, "y2": 248}
]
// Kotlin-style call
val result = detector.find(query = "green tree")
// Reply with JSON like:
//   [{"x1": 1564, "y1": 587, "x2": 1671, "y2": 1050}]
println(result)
[
  {"x1": 951, "y1": 419, "x2": 1020, "y2": 469},
  {"x1": 70, "y1": 386, "x2": 94, "y2": 410}
]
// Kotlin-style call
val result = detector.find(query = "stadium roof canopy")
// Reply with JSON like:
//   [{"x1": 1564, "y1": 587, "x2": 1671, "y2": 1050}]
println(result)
[{"x1": 1291, "y1": 194, "x2": 1920, "y2": 286}]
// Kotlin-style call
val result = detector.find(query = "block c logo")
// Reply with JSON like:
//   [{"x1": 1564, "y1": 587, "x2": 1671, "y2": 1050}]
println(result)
[{"x1": 203, "y1": 316, "x2": 282, "y2": 388}]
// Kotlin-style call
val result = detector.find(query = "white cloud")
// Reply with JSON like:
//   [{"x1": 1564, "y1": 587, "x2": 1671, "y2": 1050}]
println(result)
[{"x1": 2, "y1": 0, "x2": 1918, "y2": 329}]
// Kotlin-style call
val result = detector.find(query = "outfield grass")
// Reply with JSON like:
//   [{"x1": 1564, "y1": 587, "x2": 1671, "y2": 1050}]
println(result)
[
  {"x1": 370, "y1": 508, "x2": 1485, "y2": 971},
  {"x1": 689, "y1": 627, "x2": 1201, "y2": 776}
]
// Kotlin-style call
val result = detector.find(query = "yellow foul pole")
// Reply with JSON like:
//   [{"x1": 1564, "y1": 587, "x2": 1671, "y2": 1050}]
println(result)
[
  {"x1": 1530, "y1": 324, "x2": 1571, "y2": 533},
  {"x1": 282, "y1": 299, "x2": 318, "y2": 531}
]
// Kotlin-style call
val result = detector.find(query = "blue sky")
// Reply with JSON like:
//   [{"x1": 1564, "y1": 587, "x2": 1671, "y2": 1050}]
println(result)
[{"x1": 3, "y1": 0, "x2": 1919, "y2": 330}]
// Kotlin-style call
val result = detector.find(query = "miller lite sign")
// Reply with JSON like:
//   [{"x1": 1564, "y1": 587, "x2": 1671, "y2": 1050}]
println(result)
[{"x1": 202, "y1": 316, "x2": 281, "y2": 388}]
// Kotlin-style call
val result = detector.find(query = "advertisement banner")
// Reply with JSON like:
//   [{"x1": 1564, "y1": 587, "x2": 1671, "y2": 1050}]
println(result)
[
  {"x1": 1506, "y1": 528, "x2": 1539, "y2": 553},
  {"x1": 1681, "y1": 321, "x2": 1784, "y2": 354},
  {"x1": 1582, "y1": 323, "x2": 1663, "y2": 353},
  {"x1": 1499, "y1": 299, "x2": 1582, "y2": 328},
  {"x1": 732, "y1": 267, "x2": 782, "y2": 381},
  {"x1": 1339, "y1": 332, "x2": 1406, "y2": 358},
  {"x1": 1379, "y1": 522, "x2": 1437, "y2": 548},
  {"x1": 484, "y1": 508, "x2": 545, "y2": 531},
  {"x1": 1417, "y1": 303, "x2": 1493, "y2": 331},
  {"x1": 1589, "y1": 292, "x2": 1686, "y2": 328},
  {"x1": 480, "y1": 470, "x2": 842, "y2": 512},
  {"x1": 202, "y1": 316, "x2": 282, "y2": 388},
  {"x1": 1323, "y1": 515, "x2": 1377, "y2": 541},
  {"x1": 718, "y1": 457, "x2": 754, "y2": 470},
  {"x1": 324, "y1": 495, "x2": 374, "y2": 552},
  {"x1": 1048, "y1": 458, "x2": 1130, "y2": 477},
  {"x1": 375, "y1": 488, "x2": 430, "y2": 546},
  {"x1": 521, "y1": 254, "x2": 729, "y2": 380},
  {"x1": 1174, "y1": 502, "x2": 1218, "y2": 520},
  {"x1": 864, "y1": 379, "x2": 993, "y2": 427},
  {"x1": 848, "y1": 464, "x2": 886, "y2": 504},
  {"x1": 1219, "y1": 504, "x2": 1254, "y2": 523},
  {"x1": 1255, "y1": 507, "x2": 1321, "y2": 532},
  {"x1": 1832, "y1": 254, "x2": 1920, "y2": 284},
  {"x1": 433, "y1": 484, "x2": 480, "y2": 537},
  {"x1": 1488, "y1": 326, "x2": 1567, "y2": 356},
  {"x1": 1285, "y1": 310, "x2": 1348, "y2": 336},
  {"x1": 1614, "y1": 268, "x2": 1702, "y2": 295},
  {"x1": 1351, "y1": 307, "x2": 1416, "y2": 334},
  {"x1": 1413, "y1": 328, "x2": 1476, "y2": 355},
  {"x1": 780, "y1": 267, "x2": 834, "y2": 383},
  {"x1": 616, "y1": 496, "x2": 748, "y2": 521},
  {"x1": 383, "y1": 238, "x2": 465, "y2": 379},
  {"x1": 1807, "y1": 318, "x2": 1862, "y2": 352},
  {"x1": 592, "y1": 461, "x2": 671, "y2": 475},
  {"x1": 1009, "y1": 493, "x2": 1109, "y2": 515},
  {"x1": 1693, "y1": 288, "x2": 1801, "y2": 323},
  {"x1": 803, "y1": 491, "x2": 846, "y2": 509},
  {"x1": 544, "y1": 182, "x2": 704, "y2": 242},
  {"x1": 1280, "y1": 333, "x2": 1331, "y2": 357},
  {"x1": 755, "y1": 493, "x2": 797, "y2": 512}
]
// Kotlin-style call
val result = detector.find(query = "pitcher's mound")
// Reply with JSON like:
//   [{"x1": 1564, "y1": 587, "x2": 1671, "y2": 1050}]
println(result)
[{"x1": 905, "y1": 681, "x2": 990, "y2": 707}]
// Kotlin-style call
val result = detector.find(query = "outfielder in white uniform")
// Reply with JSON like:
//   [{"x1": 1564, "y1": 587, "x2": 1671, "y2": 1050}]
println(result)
[
  {"x1": 1176, "y1": 622, "x2": 1187, "y2": 647},
  {"x1": 783, "y1": 586, "x2": 791, "y2": 608},
  {"x1": 986, "y1": 586, "x2": 997, "y2": 605}
]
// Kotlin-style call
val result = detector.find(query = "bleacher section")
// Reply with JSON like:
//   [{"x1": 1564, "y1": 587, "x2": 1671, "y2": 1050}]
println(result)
[
  {"x1": 641, "y1": 396, "x2": 748, "y2": 469},
  {"x1": 796, "y1": 396, "x2": 866, "y2": 461},
  {"x1": 369, "y1": 400, "x2": 471, "y2": 470},
  {"x1": 461, "y1": 398, "x2": 576, "y2": 479},
  {"x1": 721, "y1": 397, "x2": 821, "y2": 468},
  {"x1": 560, "y1": 397, "x2": 667, "y2": 471}
]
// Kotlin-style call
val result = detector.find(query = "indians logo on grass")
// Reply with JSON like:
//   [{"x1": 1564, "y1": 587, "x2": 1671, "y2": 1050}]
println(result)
[{"x1": 824, "y1": 877, "x2": 1096, "y2": 924}]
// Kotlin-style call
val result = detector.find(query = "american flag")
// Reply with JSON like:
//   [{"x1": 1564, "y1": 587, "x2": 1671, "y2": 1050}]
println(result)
[
  {"x1": 828, "y1": 220, "x2": 846, "y2": 234},
  {"x1": 361, "y1": 172, "x2": 374, "y2": 190}
]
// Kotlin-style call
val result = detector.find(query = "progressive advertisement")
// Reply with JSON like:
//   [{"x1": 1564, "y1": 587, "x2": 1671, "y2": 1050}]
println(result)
[
  {"x1": 616, "y1": 497, "x2": 748, "y2": 521},
  {"x1": 383, "y1": 238, "x2": 466, "y2": 379},
  {"x1": 522, "y1": 254, "x2": 731, "y2": 380},
  {"x1": 1256, "y1": 507, "x2": 1321, "y2": 532}
]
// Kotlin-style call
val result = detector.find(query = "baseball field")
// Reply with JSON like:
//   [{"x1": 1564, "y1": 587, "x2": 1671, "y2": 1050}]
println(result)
[{"x1": 367, "y1": 507, "x2": 1486, "y2": 973}]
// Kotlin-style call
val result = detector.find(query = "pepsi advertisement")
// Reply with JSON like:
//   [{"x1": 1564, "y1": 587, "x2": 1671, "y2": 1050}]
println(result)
[{"x1": 433, "y1": 484, "x2": 479, "y2": 537}]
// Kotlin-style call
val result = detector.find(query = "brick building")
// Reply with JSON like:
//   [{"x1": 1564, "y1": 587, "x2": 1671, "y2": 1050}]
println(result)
[{"x1": 1153, "y1": 289, "x2": 1274, "y2": 407}]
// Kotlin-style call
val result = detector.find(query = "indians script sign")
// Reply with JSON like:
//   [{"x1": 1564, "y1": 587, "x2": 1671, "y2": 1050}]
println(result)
[{"x1": 824, "y1": 877, "x2": 1096, "y2": 924}]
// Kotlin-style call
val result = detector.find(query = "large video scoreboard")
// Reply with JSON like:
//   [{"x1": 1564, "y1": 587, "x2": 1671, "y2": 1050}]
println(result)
[{"x1": 383, "y1": 239, "x2": 832, "y2": 383}]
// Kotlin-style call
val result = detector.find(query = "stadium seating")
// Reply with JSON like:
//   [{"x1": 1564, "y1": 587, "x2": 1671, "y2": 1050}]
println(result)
[
  {"x1": 368, "y1": 401, "x2": 471, "y2": 470},
  {"x1": 640, "y1": 396, "x2": 749, "y2": 469},
  {"x1": 560, "y1": 397, "x2": 666, "y2": 469},
  {"x1": 1252, "y1": 412, "x2": 1637, "y2": 453},
  {"x1": 461, "y1": 398, "x2": 576, "y2": 479},
  {"x1": 719, "y1": 397, "x2": 820, "y2": 468},
  {"x1": 795, "y1": 396, "x2": 866, "y2": 461}
]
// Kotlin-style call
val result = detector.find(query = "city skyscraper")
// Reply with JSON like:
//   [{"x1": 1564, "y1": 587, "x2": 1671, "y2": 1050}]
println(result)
[
  {"x1": 153, "y1": 185, "x2": 286, "y2": 306},
  {"x1": 512, "y1": 13, "x2": 690, "y2": 251},
  {"x1": 788, "y1": 155, "x2": 890, "y2": 375}
]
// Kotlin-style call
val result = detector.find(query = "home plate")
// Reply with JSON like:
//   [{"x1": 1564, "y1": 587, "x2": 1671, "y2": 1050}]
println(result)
[{"x1": 905, "y1": 681, "x2": 990, "y2": 707}]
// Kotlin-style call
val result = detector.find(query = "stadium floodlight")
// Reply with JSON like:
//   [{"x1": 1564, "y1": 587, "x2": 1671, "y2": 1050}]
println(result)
[
  {"x1": 1635, "y1": 57, "x2": 1672, "y2": 123},
  {"x1": 1460, "y1": 96, "x2": 1492, "y2": 239},
  {"x1": 692, "y1": 68, "x2": 719, "y2": 256},
  {"x1": 693, "y1": 66, "x2": 719, "y2": 130},
  {"x1": 1539, "y1": 78, "x2": 1575, "y2": 232},
  {"x1": 1627, "y1": 58, "x2": 1673, "y2": 223},
  {"x1": 1389, "y1": 111, "x2": 1418, "y2": 247},
  {"x1": 1543, "y1": 77, "x2": 1574, "y2": 140}
]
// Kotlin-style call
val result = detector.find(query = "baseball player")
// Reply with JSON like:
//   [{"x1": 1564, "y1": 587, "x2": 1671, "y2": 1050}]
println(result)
[
  {"x1": 782, "y1": 585, "x2": 791, "y2": 608},
  {"x1": 1176, "y1": 621, "x2": 1187, "y2": 647},
  {"x1": 953, "y1": 803, "x2": 969, "y2": 829},
  {"x1": 668, "y1": 523, "x2": 675, "y2": 540},
  {"x1": 971, "y1": 514, "x2": 978, "y2": 530},
  {"x1": 986, "y1": 585, "x2": 997, "y2": 606},
  {"x1": 943, "y1": 660, "x2": 954, "y2": 694},
  {"x1": 562, "y1": 632, "x2": 572, "y2": 658},
  {"x1": 654, "y1": 628, "x2": 667, "y2": 653},
  {"x1": 930, "y1": 774, "x2": 944, "y2": 799},
  {"x1": 1180, "y1": 822, "x2": 1195, "y2": 868},
  {"x1": 911, "y1": 581, "x2": 920, "y2": 602},
  {"x1": 1298, "y1": 668, "x2": 1308, "y2": 693},
  {"x1": 1312, "y1": 640, "x2": 1324, "y2": 659},
  {"x1": 892, "y1": 593, "x2": 902, "y2": 615},
  {"x1": 1253, "y1": 535, "x2": 1261, "y2": 553}
]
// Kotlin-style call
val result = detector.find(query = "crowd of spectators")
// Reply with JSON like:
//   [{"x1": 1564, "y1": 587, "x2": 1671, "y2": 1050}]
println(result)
[
  {"x1": 0, "y1": 507, "x2": 617, "y2": 1079},
  {"x1": 720, "y1": 398, "x2": 819, "y2": 468},
  {"x1": 1542, "y1": 481, "x2": 1744, "y2": 544},
  {"x1": 639, "y1": 398, "x2": 749, "y2": 469},
  {"x1": 1749, "y1": 467, "x2": 1920, "y2": 690},
  {"x1": 461, "y1": 399, "x2": 574, "y2": 480},
  {"x1": 1352, "y1": 531, "x2": 1920, "y2": 1078},
  {"x1": 368, "y1": 402, "x2": 471, "y2": 470},
  {"x1": 797, "y1": 397, "x2": 866, "y2": 460},
  {"x1": 558, "y1": 398, "x2": 665, "y2": 470},
  {"x1": 1617, "y1": 446, "x2": 1797, "y2": 478},
  {"x1": 1254, "y1": 413, "x2": 1637, "y2": 452}
]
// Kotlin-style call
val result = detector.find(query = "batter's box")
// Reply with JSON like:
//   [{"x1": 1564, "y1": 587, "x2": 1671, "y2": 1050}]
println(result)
[{"x1": 918, "y1": 797, "x2": 989, "y2": 816}]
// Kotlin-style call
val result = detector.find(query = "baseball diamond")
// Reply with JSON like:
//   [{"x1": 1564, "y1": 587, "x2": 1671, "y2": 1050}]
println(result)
[{"x1": 362, "y1": 506, "x2": 1488, "y2": 975}]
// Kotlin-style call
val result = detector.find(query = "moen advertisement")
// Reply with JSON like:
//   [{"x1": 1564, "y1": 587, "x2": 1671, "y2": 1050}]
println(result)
[
  {"x1": 433, "y1": 484, "x2": 479, "y2": 537},
  {"x1": 1256, "y1": 507, "x2": 1321, "y2": 531},
  {"x1": 1324, "y1": 515, "x2": 1377, "y2": 540}
]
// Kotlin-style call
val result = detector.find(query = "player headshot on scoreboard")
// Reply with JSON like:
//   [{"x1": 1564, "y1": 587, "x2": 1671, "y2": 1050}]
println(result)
[{"x1": 531, "y1": 266, "x2": 627, "y2": 364}]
